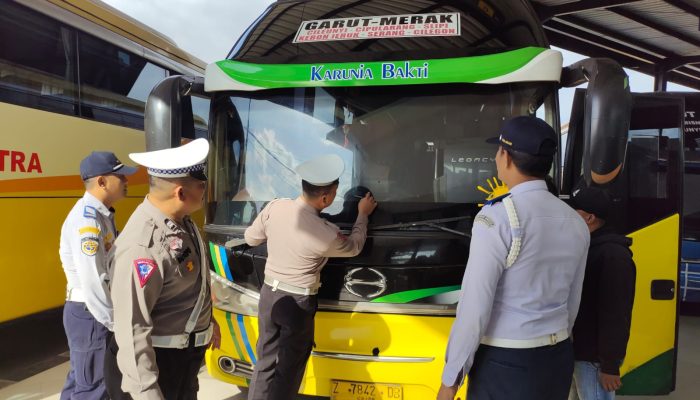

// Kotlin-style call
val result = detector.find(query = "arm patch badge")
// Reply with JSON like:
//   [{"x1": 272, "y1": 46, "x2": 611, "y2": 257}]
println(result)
[
  {"x1": 134, "y1": 258, "x2": 158, "y2": 288},
  {"x1": 81, "y1": 237, "x2": 99, "y2": 256}
]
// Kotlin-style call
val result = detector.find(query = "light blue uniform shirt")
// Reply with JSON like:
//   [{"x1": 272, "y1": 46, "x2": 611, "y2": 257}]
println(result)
[
  {"x1": 59, "y1": 192, "x2": 117, "y2": 330},
  {"x1": 442, "y1": 180, "x2": 590, "y2": 386}
]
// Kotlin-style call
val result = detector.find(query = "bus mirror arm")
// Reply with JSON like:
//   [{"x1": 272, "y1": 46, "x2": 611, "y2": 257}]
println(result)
[
  {"x1": 561, "y1": 58, "x2": 632, "y2": 186},
  {"x1": 225, "y1": 238, "x2": 251, "y2": 257},
  {"x1": 145, "y1": 75, "x2": 207, "y2": 151},
  {"x1": 182, "y1": 76, "x2": 205, "y2": 97}
]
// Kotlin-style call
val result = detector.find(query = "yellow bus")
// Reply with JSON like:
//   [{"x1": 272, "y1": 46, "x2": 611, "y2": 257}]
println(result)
[
  {"x1": 143, "y1": 0, "x2": 682, "y2": 398},
  {"x1": 0, "y1": 0, "x2": 207, "y2": 324}
]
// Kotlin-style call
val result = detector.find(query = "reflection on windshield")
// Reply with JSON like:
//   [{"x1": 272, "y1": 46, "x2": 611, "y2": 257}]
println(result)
[{"x1": 209, "y1": 83, "x2": 553, "y2": 227}]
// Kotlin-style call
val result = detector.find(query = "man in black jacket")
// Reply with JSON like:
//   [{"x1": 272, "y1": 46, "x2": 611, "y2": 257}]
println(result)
[{"x1": 569, "y1": 186, "x2": 636, "y2": 400}]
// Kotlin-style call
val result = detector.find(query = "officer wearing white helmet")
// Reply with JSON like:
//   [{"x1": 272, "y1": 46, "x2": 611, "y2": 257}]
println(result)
[
  {"x1": 438, "y1": 116, "x2": 590, "y2": 400},
  {"x1": 245, "y1": 154, "x2": 378, "y2": 400},
  {"x1": 105, "y1": 139, "x2": 218, "y2": 400}
]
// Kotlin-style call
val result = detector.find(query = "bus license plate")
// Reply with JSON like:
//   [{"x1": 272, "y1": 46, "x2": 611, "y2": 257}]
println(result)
[{"x1": 331, "y1": 380, "x2": 403, "y2": 400}]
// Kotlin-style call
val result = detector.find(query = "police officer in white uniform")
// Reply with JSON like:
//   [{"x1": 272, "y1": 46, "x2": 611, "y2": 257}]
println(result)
[
  {"x1": 438, "y1": 116, "x2": 590, "y2": 400},
  {"x1": 59, "y1": 151, "x2": 137, "y2": 400},
  {"x1": 107, "y1": 139, "x2": 216, "y2": 400},
  {"x1": 245, "y1": 154, "x2": 377, "y2": 400}
]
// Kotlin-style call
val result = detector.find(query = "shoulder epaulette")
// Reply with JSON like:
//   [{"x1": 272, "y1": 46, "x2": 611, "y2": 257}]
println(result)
[
  {"x1": 484, "y1": 193, "x2": 511, "y2": 206},
  {"x1": 83, "y1": 205, "x2": 98, "y2": 219}
]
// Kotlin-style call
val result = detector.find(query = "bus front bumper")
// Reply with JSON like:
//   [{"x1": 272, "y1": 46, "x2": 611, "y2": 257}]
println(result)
[{"x1": 205, "y1": 307, "x2": 466, "y2": 399}]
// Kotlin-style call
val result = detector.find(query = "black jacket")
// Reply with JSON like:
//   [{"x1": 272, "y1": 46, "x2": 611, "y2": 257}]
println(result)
[{"x1": 572, "y1": 226, "x2": 636, "y2": 375}]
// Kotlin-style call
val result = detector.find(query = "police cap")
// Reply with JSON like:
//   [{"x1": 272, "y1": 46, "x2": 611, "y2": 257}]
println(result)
[
  {"x1": 128, "y1": 138, "x2": 209, "y2": 181},
  {"x1": 80, "y1": 151, "x2": 138, "y2": 181},
  {"x1": 295, "y1": 154, "x2": 344, "y2": 186},
  {"x1": 487, "y1": 116, "x2": 557, "y2": 156}
]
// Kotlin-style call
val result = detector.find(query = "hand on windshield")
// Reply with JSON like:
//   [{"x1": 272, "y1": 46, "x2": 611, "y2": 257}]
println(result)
[{"x1": 358, "y1": 192, "x2": 378, "y2": 216}]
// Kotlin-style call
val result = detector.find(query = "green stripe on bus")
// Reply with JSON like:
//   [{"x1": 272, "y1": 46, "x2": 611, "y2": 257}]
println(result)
[
  {"x1": 208, "y1": 242, "x2": 223, "y2": 276},
  {"x1": 370, "y1": 285, "x2": 461, "y2": 304},
  {"x1": 225, "y1": 311, "x2": 247, "y2": 362},
  {"x1": 216, "y1": 47, "x2": 546, "y2": 89},
  {"x1": 617, "y1": 350, "x2": 674, "y2": 395}
]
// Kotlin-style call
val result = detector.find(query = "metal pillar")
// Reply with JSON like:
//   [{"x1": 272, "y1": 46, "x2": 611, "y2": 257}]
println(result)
[{"x1": 654, "y1": 65, "x2": 669, "y2": 92}]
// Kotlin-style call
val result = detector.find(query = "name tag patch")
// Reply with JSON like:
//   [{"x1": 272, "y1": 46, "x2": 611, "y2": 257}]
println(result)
[{"x1": 134, "y1": 258, "x2": 157, "y2": 287}]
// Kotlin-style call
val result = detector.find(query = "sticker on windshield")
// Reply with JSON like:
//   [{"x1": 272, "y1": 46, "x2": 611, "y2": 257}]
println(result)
[{"x1": 293, "y1": 13, "x2": 461, "y2": 44}]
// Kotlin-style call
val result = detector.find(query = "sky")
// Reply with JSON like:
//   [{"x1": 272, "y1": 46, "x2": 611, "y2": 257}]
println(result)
[
  {"x1": 101, "y1": 0, "x2": 276, "y2": 63},
  {"x1": 102, "y1": 0, "x2": 696, "y2": 126}
]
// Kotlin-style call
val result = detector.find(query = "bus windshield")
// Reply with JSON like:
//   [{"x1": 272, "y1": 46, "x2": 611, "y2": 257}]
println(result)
[{"x1": 208, "y1": 82, "x2": 554, "y2": 228}]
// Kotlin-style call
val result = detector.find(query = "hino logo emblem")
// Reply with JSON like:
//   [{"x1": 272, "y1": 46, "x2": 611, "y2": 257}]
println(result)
[{"x1": 344, "y1": 267, "x2": 387, "y2": 299}]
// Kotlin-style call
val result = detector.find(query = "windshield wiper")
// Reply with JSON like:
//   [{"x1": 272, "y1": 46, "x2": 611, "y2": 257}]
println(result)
[{"x1": 370, "y1": 216, "x2": 472, "y2": 238}]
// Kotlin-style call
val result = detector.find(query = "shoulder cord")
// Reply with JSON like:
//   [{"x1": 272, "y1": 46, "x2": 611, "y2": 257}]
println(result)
[{"x1": 502, "y1": 197, "x2": 522, "y2": 268}]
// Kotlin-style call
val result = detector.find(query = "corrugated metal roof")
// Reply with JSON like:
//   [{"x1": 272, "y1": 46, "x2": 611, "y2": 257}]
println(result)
[{"x1": 532, "y1": 0, "x2": 700, "y2": 89}]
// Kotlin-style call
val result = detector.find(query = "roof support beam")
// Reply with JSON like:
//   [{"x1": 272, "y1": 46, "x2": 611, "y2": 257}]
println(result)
[
  {"x1": 547, "y1": 29, "x2": 700, "y2": 90},
  {"x1": 662, "y1": 0, "x2": 700, "y2": 18},
  {"x1": 544, "y1": 18, "x2": 700, "y2": 90},
  {"x1": 659, "y1": 55, "x2": 700, "y2": 71},
  {"x1": 535, "y1": 0, "x2": 642, "y2": 22},
  {"x1": 545, "y1": 28, "x2": 652, "y2": 69},
  {"x1": 550, "y1": 16, "x2": 674, "y2": 61},
  {"x1": 611, "y1": 8, "x2": 700, "y2": 49}
]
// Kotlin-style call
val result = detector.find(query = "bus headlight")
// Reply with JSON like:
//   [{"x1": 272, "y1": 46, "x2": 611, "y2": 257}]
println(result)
[{"x1": 210, "y1": 272, "x2": 259, "y2": 317}]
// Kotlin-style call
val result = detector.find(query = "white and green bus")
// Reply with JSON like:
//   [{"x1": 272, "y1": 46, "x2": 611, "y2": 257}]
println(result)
[{"x1": 143, "y1": 0, "x2": 682, "y2": 397}]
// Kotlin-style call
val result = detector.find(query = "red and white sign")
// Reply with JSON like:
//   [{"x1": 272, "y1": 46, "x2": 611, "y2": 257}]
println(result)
[{"x1": 293, "y1": 13, "x2": 461, "y2": 44}]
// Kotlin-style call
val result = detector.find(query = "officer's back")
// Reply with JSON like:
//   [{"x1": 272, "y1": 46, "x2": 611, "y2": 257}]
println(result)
[
  {"x1": 247, "y1": 197, "x2": 366, "y2": 288},
  {"x1": 482, "y1": 179, "x2": 589, "y2": 339},
  {"x1": 439, "y1": 116, "x2": 590, "y2": 400}
]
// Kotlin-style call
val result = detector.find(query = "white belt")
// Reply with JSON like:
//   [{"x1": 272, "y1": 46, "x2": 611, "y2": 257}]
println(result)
[
  {"x1": 264, "y1": 276, "x2": 319, "y2": 296},
  {"x1": 66, "y1": 288, "x2": 86, "y2": 302},
  {"x1": 481, "y1": 329, "x2": 569, "y2": 349},
  {"x1": 151, "y1": 324, "x2": 214, "y2": 349}
]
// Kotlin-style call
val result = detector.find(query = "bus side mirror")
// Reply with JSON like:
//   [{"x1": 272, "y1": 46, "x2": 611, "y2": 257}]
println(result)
[
  {"x1": 145, "y1": 75, "x2": 205, "y2": 151},
  {"x1": 562, "y1": 59, "x2": 632, "y2": 185}
]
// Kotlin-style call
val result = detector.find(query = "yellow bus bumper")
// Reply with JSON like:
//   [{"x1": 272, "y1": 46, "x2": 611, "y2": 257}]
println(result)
[{"x1": 206, "y1": 307, "x2": 467, "y2": 399}]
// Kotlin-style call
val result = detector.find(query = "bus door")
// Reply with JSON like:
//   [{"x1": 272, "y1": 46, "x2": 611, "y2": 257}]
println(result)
[
  {"x1": 562, "y1": 89, "x2": 683, "y2": 395},
  {"x1": 678, "y1": 93, "x2": 700, "y2": 304}
]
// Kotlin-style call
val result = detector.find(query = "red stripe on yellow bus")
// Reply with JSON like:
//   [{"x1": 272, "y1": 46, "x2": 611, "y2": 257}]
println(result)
[{"x1": 0, "y1": 168, "x2": 148, "y2": 193}]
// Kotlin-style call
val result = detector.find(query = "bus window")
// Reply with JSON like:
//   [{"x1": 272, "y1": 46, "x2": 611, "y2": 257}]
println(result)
[
  {"x1": 0, "y1": 1, "x2": 77, "y2": 115},
  {"x1": 191, "y1": 95, "x2": 210, "y2": 137},
  {"x1": 77, "y1": 32, "x2": 167, "y2": 129},
  {"x1": 208, "y1": 82, "x2": 552, "y2": 227},
  {"x1": 622, "y1": 96, "x2": 683, "y2": 234}
]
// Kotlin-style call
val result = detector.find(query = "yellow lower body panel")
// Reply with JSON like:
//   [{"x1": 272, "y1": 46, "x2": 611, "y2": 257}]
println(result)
[
  {"x1": 206, "y1": 307, "x2": 467, "y2": 399},
  {"x1": 205, "y1": 215, "x2": 680, "y2": 397},
  {"x1": 0, "y1": 196, "x2": 145, "y2": 322}
]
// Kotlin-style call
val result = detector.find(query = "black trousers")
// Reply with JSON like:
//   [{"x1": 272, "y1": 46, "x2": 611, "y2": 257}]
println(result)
[
  {"x1": 104, "y1": 331, "x2": 207, "y2": 400},
  {"x1": 248, "y1": 284, "x2": 317, "y2": 400},
  {"x1": 467, "y1": 339, "x2": 574, "y2": 400}
]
